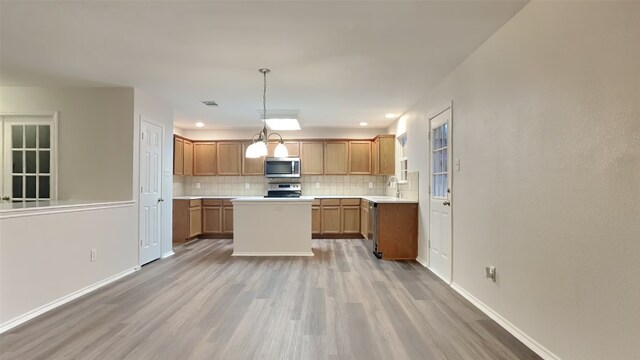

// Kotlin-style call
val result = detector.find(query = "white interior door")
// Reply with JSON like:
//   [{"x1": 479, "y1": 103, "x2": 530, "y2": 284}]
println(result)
[
  {"x1": 139, "y1": 118, "x2": 163, "y2": 265},
  {"x1": 429, "y1": 108, "x2": 452, "y2": 283}
]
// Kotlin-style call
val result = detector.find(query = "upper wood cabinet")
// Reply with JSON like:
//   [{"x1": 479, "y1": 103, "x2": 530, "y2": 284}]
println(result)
[
  {"x1": 300, "y1": 141, "x2": 324, "y2": 175},
  {"x1": 242, "y1": 142, "x2": 265, "y2": 175},
  {"x1": 174, "y1": 137, "x2": 184, "y2": 175},
  {"x1": 373, "y1": 135, "x2": 395, "y2": 175},
  {"x1": 348, "y1": 141, "x2": 372, "y2": 174},
  {"x1": 194, "y1": 142, "x2": 217, "y2": 175},
  {"x1": 217, "y1": 142, "x2": 242, "y2": 175},
  {"x1": 324, "y1": 141, "x2": 348, "y2": 175},
  {"x1": 174, "y1": 136, "x2": 194, "y2": 175},
  {"x1": 183, "y1": 140, "x2": 193, "y2": 176},
  {"x1": 267, "y1": 141, "x2": 300, "y2": 157}
]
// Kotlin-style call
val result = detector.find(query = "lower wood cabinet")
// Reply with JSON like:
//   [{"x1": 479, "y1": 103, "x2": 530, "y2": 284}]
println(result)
[
  {"x1": 222, "y1": 201, "x2": 233, "y2": 234},
  {"x1": 174, "y1": 198, "x2": 233, "y2": 242},
  {"x1": 360, "y1": 199, "x2": 369, "y2": 238},
  {"x1": 311, "y1": 200, "x2": 321, "y2": 235},
  {"x1": 321, "y1": 203, "x2": 341, "y2": 234},
  {"x1": 375, "y1": 203, "x2": 418, "y2": 260},
  {"x1": 173, "y1": 199, "x2": 203, "y2": 243}
]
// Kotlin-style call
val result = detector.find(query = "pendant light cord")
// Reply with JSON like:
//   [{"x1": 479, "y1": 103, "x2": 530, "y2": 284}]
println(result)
[{"x1": 263, "y1": 70, "x2": 267, "y2": 125}]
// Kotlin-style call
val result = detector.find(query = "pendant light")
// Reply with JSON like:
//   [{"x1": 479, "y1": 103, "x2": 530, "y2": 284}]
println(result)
[{"x1": 245, "y1": 68, "x2": 289, "y2": 158}]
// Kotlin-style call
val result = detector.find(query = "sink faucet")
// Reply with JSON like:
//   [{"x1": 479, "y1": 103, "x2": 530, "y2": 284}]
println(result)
[{"x1": 388, "y1": 176, "x2": 401, "y2": 198}]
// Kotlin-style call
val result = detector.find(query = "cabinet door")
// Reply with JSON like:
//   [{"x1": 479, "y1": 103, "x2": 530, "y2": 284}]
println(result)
[
  {"x1": 348, "y1": 141, "x2": 372, "y2": 174},
  {"x1": 378, "y1": 135, "x2": 396, "y2": 175},
  {"x1": 194, "y1": 142, "x2": 217, "y2": 175},
  {"x1": 360, "y1": 205, "x2": 369, "y2": 238},
  {"x1": 189, "y1": 207, "x2": 202, "y2": 237},
  {"x1": 223, "y1": 206, "x2": 234, "y2": 234},
  {"x1": 312, "y1": 206, "x2": 321, "y2": 235},
  {"x1": 300, "y1": 141, "x2": 324, "y2": 174},
  {"x1": 217, "y1": 142, "x2": 242, "y2": 175},
  {"x1": 174, "y1": 137, "x2": 184, "y2": 175},
  {"x1": 324, "y1": 141, "x2": 348, "y2": 175},
  {"x1": 321, "y1": 206, "x2": 341, "y2": 234},
  {"x1": 342, "y1": 206, "x2": 361, "y2": 234},
  {"x1": 267, "y1": 141, "x2": 300, "y2": 157},
  {"x1": 372, "y1": 138, "x2": 379, "y2": 175},
  {"x1": 183, "y1": 140, "x2": 193, "y2": 176},
  {"x1": 203, "y1": 206, "x2": 222, "y2": 234},
  {"x1": 242, "y1": 142, "x2": 265, "y2": 175}
]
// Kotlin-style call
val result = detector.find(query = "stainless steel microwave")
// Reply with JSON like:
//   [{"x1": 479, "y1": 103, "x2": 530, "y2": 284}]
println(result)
[{"x1": 264, "y1": 157, "x2": 301, "y2": 178}]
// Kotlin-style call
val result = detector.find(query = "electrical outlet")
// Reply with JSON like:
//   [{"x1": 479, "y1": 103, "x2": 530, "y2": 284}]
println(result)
[
  {"x1": 485, "y1": 266, "x2": 496, "y2": 282},
  {"x1": 90, "y1": 249, "x2": 97, "y2": 262},
  {"x1": 196, "y1": 182, "x2": 201, "y2": 189},
  {"x1": 245, "y1": 183, "x2": 250, "y2": 189},
  {"x1": 315, "y1": 182, "x2": 320, "y2": 188},
  {"x1": 368, "y1": 182, "x2": 373, "y2": 189}
]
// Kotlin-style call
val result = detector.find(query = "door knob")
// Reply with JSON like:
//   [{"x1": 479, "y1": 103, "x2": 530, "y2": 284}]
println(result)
[
  {"x1": 157, "y1": 198, "x2": 164, "y2": 203},
  {"x1": 1, "y1": 196, "x2": 10, "y2": 201},
  {"x1": 443, "y1": 201, "x2": 450, "y2": 206}
]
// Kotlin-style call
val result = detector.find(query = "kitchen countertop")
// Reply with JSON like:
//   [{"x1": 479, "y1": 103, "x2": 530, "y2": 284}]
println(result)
[{"x1": 174, "y1": 195, "x2": 417, "y2": 204}]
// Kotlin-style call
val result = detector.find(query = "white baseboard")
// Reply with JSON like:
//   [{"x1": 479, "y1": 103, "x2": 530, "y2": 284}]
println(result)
[
  {"x1": 0, "y1": 267, "x2": 138, "y2": 334},
  {"x1": 161, "y1": 251, "x2": 175, "y2": 259},
  {"x1": 450, "y1": 283, "x2": 561, "y2": 360},
  {"x1": 416, "y1": 257, "x2": 428, "y2": 267},
  {"x1": 427, "y1": 266, "x2": 451, "y2": 284},
  {"x1": 232, "y1": 251, "x2": 314, "y2": 257}
]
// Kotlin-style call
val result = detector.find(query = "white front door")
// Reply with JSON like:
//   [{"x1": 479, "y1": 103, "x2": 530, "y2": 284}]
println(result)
[
  {"x1": 429, "y1": 108, "x2": 453, "y2": 283},
  {"x1": 139, "y1": 118, "x2": 163, "y2": 265}
]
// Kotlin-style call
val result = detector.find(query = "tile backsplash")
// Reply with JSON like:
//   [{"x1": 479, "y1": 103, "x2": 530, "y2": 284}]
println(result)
[
  {"x1": 174, "y1": 174, "x2": 389, "y2": 197},
  {"x1": 385, "y1": 171, "x2": 419, "y2": 201}
]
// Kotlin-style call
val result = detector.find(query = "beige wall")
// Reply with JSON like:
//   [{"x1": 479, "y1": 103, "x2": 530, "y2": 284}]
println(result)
[
  {"x1": 1, "y1": 87, "x2": 135, "y2": 200},
  {"x1": 392, "y1": 2, "x2": 640, "y2": 359},
  {"x1": 0, "y1": 203, "x2": 137, "y2": 327}
]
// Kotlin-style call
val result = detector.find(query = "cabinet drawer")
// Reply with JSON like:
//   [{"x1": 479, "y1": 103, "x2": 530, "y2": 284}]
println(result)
[
  {"x1": 321, "y1": 199, "x2": 341, "y2": 206},
  {"x1": 341, "y1": 198, "x2": 361, "y2": 206},
  {"x1": 361, "y1": 199, "x2": 369, "y2": 208},
  {"x1": 312, "y1": 199, "x2": 321, "y2": 206},
  {"x1": 222, "y1": 199, "x2": 233, "y2": 206},
  {"x1": 202, "y1": 199, "x2": 222, "y2": 206},
  {"x1": 189, "y1": 199, "x2": 202, "y2": 207}
]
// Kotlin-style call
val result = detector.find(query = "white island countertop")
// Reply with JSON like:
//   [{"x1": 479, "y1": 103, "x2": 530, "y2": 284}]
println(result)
[{"x1": 174, "y1": 195, "x2": 416, "y2": 204}]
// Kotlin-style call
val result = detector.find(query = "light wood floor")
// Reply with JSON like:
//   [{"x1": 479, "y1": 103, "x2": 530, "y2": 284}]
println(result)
[{"x1": 1, "y1": 239, "x2": 541, "y2": 360}]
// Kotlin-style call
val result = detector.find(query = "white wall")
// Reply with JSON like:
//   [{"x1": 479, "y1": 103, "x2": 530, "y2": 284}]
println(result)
[
  {"x1": 0, "y1": 203, "x2": 137, "y2": 328},
  {"x1": 133, "y1": 89, "x2": 174, "y2": 257},
  {"x1": 393, "y1": 2, "x2": 640, "y2": 359},
  {"x1": 177, "y1": 126, "x2": 387, "y2": 140},
  {"x1": 1, "y1": 87, "x2": 135, "y2": 200}
]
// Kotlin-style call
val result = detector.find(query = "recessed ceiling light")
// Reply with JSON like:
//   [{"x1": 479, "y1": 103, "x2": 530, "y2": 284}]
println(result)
[
  {"x1": 265, "y1": 118, "x2": 301, "y2": 131},
  {"x1": 195, "y1": 122, "x2": 204, "y2": 128},
  {"x1": 385, "y1": 113, "x2": 397, "y2": 119},
  {"x1": 360, "y1": 122, "x2": 368, "y2": 126}
]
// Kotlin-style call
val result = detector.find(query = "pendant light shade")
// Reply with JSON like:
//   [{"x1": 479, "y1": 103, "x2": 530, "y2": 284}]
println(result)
[
  {"x1": 273, "y1": 142, "x2": 289, "y2": 158},
  {"x1": 245, "y1": 141, "x2": 268, "y2": 158}
]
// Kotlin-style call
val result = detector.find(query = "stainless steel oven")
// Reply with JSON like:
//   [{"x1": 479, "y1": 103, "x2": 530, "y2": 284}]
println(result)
[{"x1": 265, "y1": 157, "x2": 301, "y2": 178}]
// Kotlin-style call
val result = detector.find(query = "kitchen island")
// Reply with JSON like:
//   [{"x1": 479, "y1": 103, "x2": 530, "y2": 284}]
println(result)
[{"x1": 231, "y1": 197, "x2": 314, "y2": 256}]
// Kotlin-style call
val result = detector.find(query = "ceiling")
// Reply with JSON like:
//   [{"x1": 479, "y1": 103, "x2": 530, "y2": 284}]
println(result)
[{"x1": 0, "y1": 1, "x2": 527, "y2": 130}]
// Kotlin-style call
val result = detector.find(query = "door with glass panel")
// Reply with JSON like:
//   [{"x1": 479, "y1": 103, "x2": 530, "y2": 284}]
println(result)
[
  {"x1": 2, "y1": 115, "x2": 56, "y2": 202},
  {"x1": 429, "y1": 108, "x2": 452, "y2": 283}
]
